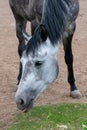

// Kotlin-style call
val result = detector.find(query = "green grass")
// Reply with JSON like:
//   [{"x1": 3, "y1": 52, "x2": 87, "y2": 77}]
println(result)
[{"x1": 7, "y1": 103, "x2": 87, "y2": 130}]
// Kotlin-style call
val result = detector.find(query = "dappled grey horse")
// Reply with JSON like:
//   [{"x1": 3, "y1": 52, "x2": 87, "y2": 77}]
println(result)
[{"x1": 9, "y1": 0, "x2": 82, "y2": 112}]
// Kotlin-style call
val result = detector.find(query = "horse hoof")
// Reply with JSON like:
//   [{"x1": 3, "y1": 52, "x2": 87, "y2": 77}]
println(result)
[{"x1": 70, "y1": 90, "x2": 82, "y2": 99}]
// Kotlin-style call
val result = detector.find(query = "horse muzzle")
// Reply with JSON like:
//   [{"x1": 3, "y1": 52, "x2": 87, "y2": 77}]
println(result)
[{"x1": 15, "y1": 92, "x2": 34, "y2": 112}]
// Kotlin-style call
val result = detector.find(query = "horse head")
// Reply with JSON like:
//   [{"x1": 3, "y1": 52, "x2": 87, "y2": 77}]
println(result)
[{"x1": 15, "y1": 25, "x2": 59, "y2": 112}]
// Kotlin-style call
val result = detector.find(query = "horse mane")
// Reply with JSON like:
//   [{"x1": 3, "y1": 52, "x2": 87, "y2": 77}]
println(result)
[
  {"x1": 26, "y1": 25, "x2": 43, "y2": 54},
  {"x1": 26, "y1": 0, "x2": 70, "y2": 54},
  {"x1": 41, "y1": 0, "x2": 70, "y2": 43}
]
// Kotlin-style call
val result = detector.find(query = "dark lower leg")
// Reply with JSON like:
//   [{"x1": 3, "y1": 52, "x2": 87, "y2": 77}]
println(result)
[
  {"x1": 64, "y1": 51, "x2": 77, "y2": 91},
  {"x1": 63, "y1": 32, "x2": 78, "y2": 91},
  {"x1": 18, "y1": 39, "x2": 25, "y2": 58},
  {"x1": 17, "y1": 62, "x2": 22, "y2": 85}
]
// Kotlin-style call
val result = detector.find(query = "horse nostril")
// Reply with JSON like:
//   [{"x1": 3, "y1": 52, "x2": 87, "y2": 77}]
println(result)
[{"x1": 20, "y1": 99, "x2": 24, "y2": 105}]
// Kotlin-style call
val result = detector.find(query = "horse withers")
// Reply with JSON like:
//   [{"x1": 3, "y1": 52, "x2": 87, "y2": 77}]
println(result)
[{"x1": 9, "y1": 0, "x2": 82, "y2": 112}]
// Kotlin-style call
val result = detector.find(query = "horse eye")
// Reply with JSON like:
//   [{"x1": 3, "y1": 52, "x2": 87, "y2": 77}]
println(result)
[{"x1": 35, "y1": 61, "x2": 42, "y2": 67}]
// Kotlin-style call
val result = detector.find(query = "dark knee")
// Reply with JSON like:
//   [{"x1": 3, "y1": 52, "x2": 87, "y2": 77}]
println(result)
[
  {"x1": 65, "y1": 54, "x2": 73, "y2": 66},
  {"x1": 18, "y1": 40, "x2": 26, "y2": 58}
]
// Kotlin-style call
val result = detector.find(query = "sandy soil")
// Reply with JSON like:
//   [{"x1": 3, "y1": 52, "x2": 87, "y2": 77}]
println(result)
[{"x1": 0, "y1": 0, "x2": 87, "y2": 129}]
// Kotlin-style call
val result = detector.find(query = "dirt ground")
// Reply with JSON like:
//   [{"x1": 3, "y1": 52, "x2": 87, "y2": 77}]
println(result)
[{"x1": 0, "y1": 0, "x2": 87, "y2": 129}]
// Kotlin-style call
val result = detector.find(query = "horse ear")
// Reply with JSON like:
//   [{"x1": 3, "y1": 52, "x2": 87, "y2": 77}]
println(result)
[{"x1": 40, "y1": 24, "x2": 48, "y2": 42}]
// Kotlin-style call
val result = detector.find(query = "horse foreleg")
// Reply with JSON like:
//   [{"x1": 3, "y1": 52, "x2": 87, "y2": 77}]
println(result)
[
  {"x1": 63, "y1": 22, "x2": 82, "y2": 98},
  {"x1": 15, "y1": 18, "x2": 27, "y2": 85},
  {"x1": 10, "y1": 6, "x2": 27, "y2": 84},
  {"x1": 31, "y1": 19, "x2": 41, "y2": 35},
  {"x1": 16, "y1": 19, "x2": 27, "y2": 58},
  {"x1": 10, "y1": 6, "x2": 27, "y2": 57}
]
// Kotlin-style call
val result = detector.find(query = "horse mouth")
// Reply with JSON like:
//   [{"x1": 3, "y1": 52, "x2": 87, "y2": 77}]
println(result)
[
  {"x1": 23, "y1": 100, "x2": 34, "y2": 113},
  {"x1": 22, "y1": 108, "x2": 28, "y2": 113},
  {"x1": 17, "y1": 99, "x2": 34, "y2": 113}
]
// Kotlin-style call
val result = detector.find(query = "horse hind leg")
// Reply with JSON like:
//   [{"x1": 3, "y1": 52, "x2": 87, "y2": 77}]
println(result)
[{"x1": 63, "y1": 22, "x2": 82, "y2": 98}]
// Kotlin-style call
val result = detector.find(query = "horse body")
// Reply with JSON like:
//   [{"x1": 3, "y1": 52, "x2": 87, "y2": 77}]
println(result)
[
  {"x1": 9, "y1": 0, "x2": 43, "y2": 33},
  {"x1": 9, "y1": 0, "x2": 82, "y2": 112},
  {"x1": 9, "y1": 0, "x2": 43, "y2": 19}
]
